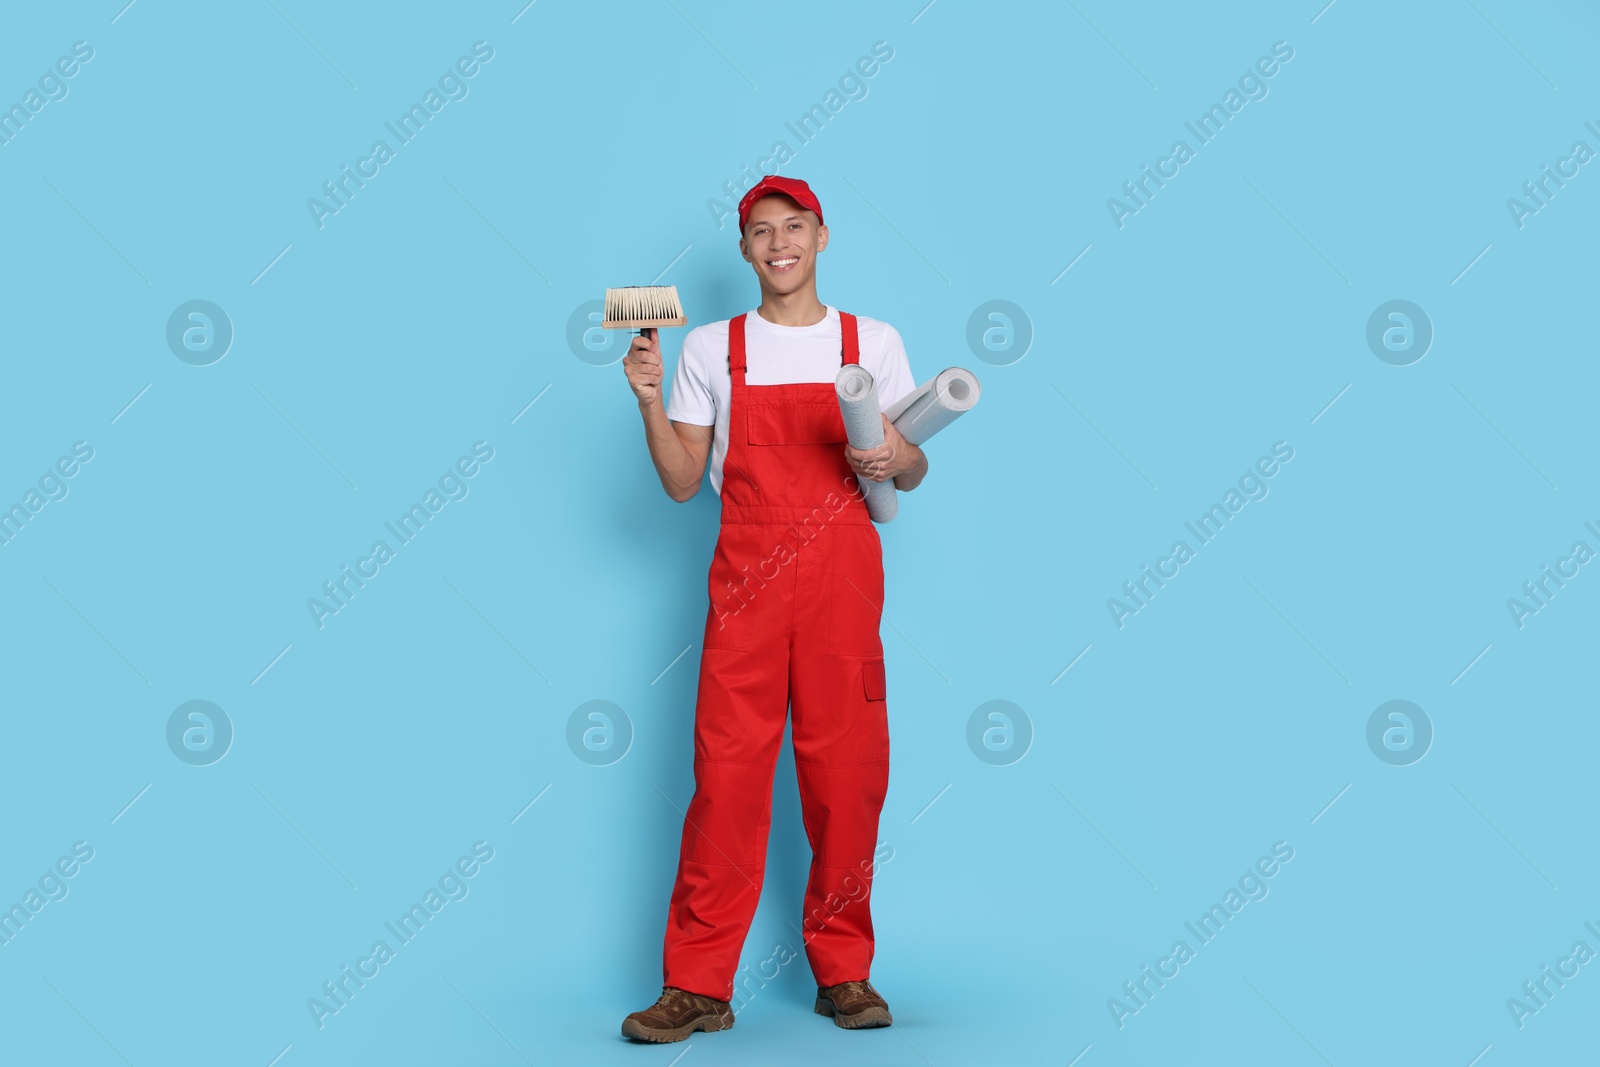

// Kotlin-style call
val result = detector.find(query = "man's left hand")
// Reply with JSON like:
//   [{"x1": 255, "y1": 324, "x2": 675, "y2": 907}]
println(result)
[{"x1": 846, "y1": 414, "x2": 913, "y2": 482}]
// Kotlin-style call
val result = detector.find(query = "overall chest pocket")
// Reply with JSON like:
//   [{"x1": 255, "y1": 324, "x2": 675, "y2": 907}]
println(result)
[{"x1": 745, "y1": 399, "x2": 846, "y2": 445}]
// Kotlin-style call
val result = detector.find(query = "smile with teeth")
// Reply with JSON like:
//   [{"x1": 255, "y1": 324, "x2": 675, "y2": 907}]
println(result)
[{"x1": 767, "y1": 257, "x2": 799, "y2": 271}]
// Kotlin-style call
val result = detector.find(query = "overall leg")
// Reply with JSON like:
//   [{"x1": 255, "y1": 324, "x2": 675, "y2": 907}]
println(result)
[
  {"x1": 663, "y1": 525, "x2": 793, "y2": 1001},
  {"x1": 788, "y1": 522, "x2": 890, "y2": 987}
]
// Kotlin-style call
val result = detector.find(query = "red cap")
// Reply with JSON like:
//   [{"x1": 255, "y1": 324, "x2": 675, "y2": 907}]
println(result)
[{"x1": 737, "y1": 175, "x2": 824, "y2": 233}]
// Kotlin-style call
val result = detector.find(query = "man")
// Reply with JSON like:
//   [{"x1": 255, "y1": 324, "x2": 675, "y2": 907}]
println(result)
[{"x1": 619, "y1": 175, "x2": 928, "y2": 1043}]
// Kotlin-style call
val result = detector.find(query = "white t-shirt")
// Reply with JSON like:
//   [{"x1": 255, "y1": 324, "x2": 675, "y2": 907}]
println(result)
[{"x1": 665, "y1": 306, "x2": 916, "y2": 496}]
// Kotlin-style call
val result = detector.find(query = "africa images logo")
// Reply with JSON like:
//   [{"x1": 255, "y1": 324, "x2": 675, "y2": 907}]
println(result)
[
  {"x1": 306, "y1": 42, "x2": 495, "y2": 229},
  {"x1": 704, "y1": 40, "x2": 895, "y2": 230},
  {"x1": 1106, "y1": 41, "x2": 1295, "y2": 229}
]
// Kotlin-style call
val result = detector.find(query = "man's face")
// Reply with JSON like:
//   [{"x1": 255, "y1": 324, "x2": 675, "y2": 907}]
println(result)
[{"x1": 740, "y1": 195, "x2": 828, "y2": 295}]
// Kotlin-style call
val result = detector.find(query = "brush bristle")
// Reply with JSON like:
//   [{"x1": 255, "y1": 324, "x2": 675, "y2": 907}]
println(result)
[{"x1": 602, "y1": 285, "x2": 687, "y2": 329}]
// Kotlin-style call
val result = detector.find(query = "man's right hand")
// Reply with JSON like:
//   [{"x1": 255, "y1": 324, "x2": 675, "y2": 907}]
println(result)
[{"x1": 623, "y1": 331, "x2": 663, "y2": 406}]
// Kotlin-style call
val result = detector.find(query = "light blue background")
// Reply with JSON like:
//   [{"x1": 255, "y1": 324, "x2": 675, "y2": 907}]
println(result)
[{"x1": 2, "y1": 1, "x2": 1596, "y2": 1065}]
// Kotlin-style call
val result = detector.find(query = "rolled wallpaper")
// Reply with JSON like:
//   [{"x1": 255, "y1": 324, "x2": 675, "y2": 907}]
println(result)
[{"x1": 835, "y1": 364, "x2": 899, "y2": 524}]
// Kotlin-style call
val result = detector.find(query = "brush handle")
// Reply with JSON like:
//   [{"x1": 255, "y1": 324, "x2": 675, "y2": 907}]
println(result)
[{"x1": 640, "y1": 327, "x2": 656, "y2": 342}]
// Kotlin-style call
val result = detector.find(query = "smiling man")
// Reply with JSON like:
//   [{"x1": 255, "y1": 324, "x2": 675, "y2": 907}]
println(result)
[{"x1": 620, "y1": 175, "x2": 926, "y2": 1042}]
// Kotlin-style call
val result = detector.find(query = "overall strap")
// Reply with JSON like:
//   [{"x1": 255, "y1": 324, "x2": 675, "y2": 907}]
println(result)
[
  {"x1": 728, "y1": 313, "x2": 748, "y2": 388},
  {"x1": 840, "y1": 311, "x2": 860, "y2": 365}
]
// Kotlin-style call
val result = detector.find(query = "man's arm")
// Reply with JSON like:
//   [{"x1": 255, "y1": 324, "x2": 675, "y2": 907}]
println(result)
[
  {"x1": 623, "y1": 329, "x2": 712, "y2": 502},
  {"x1": 860, "y1": 321, "x2": 928, "y2": 492},
  {"x1": 644, "y1": 406, "x2": 712, "y2": 502},
  {"x1": 890, "y1": 425, "x2": 928, "y2": 492}
]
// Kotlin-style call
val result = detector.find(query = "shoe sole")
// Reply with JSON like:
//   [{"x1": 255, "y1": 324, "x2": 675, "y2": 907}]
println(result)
[
  {"x1": 814, "y1": 996, "x2": 892, "y2": 1029},
  {"x1": 621, "y1": 1009, "x2": 734, "y2": 1043}
]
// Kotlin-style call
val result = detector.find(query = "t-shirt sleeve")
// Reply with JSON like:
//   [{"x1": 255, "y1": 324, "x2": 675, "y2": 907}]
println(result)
[
  {"x1": 664, "y1": 328, "x2": 716, "y2": 425},
  {"x1": 876, "y1": 323, "x2": 917, "y2": 413}
]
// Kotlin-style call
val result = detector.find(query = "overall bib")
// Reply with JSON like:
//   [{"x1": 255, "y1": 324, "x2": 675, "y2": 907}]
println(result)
[{"x1": 663, "y1": 311, "x2": 890, "y2": 1002}]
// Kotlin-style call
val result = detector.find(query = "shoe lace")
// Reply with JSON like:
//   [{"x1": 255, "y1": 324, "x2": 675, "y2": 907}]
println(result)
[
  {"x1": 657, "y1": 986, "x2": 710, "y2": 1009},
  {"x1": 831, "y1": 980, "x2": 878, "y2": 1003}
]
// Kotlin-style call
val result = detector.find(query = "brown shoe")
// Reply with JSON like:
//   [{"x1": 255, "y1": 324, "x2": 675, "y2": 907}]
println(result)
[
  {"x1": 621, "y1": 986, "x2": 734, "y2": 1043},
  {"x1": 814, "y1": 979, "x2": 892, "y2": 1029}
]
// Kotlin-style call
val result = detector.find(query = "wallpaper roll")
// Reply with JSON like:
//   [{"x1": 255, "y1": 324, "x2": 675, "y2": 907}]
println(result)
[
  {"x1": 884, "y1": 367, "x2": 982, "y2": 445},
  {"x1": 835, "y1": 364, "x2": 898, "y2": 524}
]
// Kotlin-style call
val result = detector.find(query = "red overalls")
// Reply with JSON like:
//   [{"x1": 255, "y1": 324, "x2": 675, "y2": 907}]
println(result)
[{"x1": 663, "y1": 311, "x2": 890, "y2": 1002}]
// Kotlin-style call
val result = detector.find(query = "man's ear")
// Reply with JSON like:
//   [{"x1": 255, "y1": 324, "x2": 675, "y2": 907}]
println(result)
[
  {"x1": 816, "y1": 223, "x2": 828, "y2": 254},
  {"x1": 739, "y1": 235, "x2": 751, "y2": 263}
]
